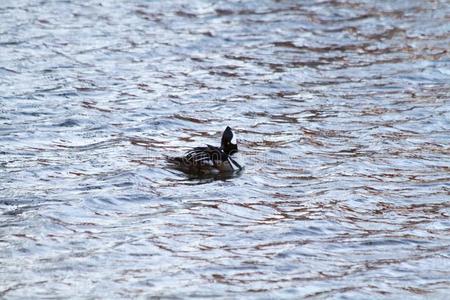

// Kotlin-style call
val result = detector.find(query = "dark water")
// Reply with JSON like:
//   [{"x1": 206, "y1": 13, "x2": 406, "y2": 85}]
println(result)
[{"x1": 1, "y1": 0, "x2": 449, "y2": 298}]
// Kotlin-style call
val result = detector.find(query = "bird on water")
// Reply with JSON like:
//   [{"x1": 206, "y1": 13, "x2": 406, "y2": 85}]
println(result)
[{"x1": 166, "y1": 126, "x2": 242, "y2": 175}]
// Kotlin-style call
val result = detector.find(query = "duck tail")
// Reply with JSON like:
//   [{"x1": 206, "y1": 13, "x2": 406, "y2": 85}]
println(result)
[{"x1": 165, "y1": 155, "x2": 183, "y2": 166}]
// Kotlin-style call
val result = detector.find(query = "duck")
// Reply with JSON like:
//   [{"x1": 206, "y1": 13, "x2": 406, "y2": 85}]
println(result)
[{"x1": 167, "y1": 126, "x2": 243, "y2": 174}]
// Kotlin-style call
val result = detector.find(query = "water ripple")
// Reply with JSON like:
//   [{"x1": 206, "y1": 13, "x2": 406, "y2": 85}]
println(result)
[{"x1": 1, "y1": 0, "x2": 449, "y2": 298}]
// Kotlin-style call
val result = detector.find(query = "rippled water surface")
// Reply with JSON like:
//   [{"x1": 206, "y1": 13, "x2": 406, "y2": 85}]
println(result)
[{"x1": 1, "y1": 0, "x2": 450, "y2": 298}]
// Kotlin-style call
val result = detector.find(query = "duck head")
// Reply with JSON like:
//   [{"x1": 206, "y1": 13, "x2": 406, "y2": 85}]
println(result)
[{"x1": 221, "y1": 126, "x2": 238, "y2": 155}]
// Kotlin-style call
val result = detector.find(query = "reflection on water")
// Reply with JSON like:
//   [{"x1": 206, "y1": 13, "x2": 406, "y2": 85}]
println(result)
[{"x1": 1, "y1": 0, "x2": 449, "y2": 298}]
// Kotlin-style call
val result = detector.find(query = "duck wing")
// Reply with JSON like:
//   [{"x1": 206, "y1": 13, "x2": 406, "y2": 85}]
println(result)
[{"x1": 185, "y1": 145, "x2": 226, "y2": 166}]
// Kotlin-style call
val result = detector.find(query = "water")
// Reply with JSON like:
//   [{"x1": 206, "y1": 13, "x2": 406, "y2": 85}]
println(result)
[{"x1": 1, "y1": 0, "x2": 449, "y2": 298}]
